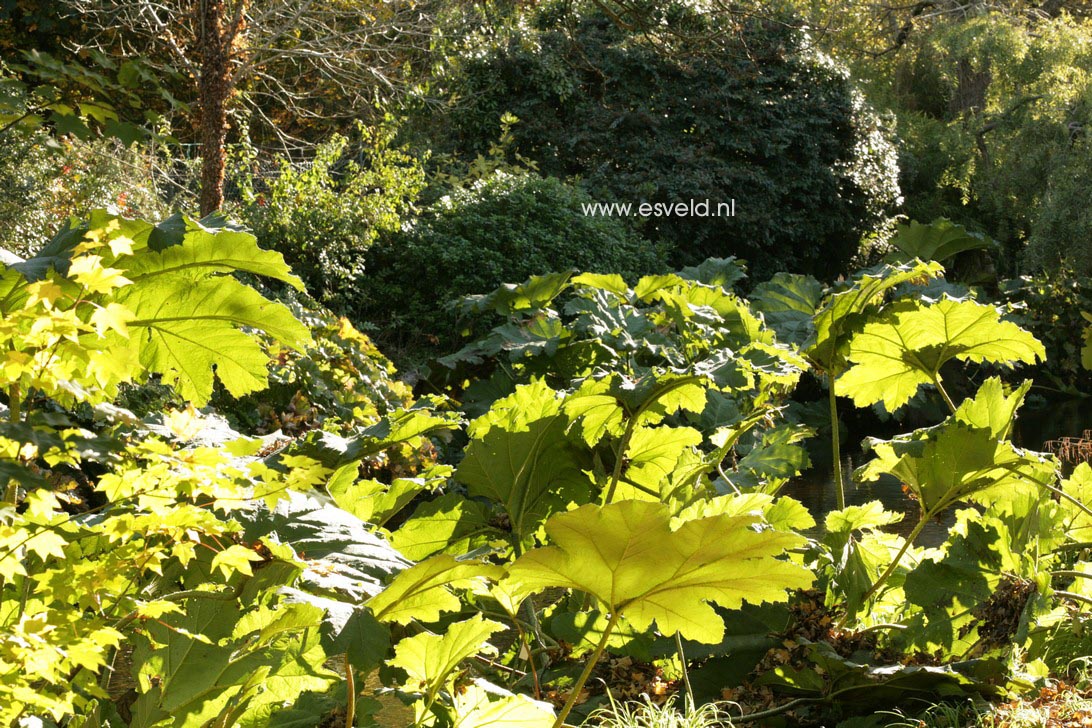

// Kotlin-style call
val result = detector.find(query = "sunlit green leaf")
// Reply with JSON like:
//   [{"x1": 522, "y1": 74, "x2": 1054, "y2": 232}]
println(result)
[
  {"x1": 836, "y1": 297, "x2": 1044, "y2": 412},
  {"x1": 858, "y1": 421, "x2": 1054, "y2": 515},
  {"x1": 886, "y1": 219, "x2": 995, "y2": 265},
  {"x1": 508, "y1": 500, "x2": 811, "y2": 643},
  {"x1": 457, "y1": 380, "x2": 590, "y2": 543},
  {"x1": 824, "y1": 501, "x2": 903, "y2": 537},
  {"x1": 130, "y1": 599, "x2": 334, "y2": 728},
  {"x1": 366, "y1": 555, "x2": 502, "y2": 625},
  {"x1": 390, "y1": 494, "x2": 497, "y2": 561},
  {"x1": 809, "y1": 259, "x2": 943, "y2": 372},
  {"x1": 451, "y1": 679, "x2": 556, "y2": 727},
  {"x1": 390, "y1": 614, "x2": 505, "y2": 701}
]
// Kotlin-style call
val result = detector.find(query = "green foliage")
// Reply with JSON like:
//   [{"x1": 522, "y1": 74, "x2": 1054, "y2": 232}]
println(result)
[
  {"x1": 0, "y1": 210, "x2": 310, "y2": 407},
  {"x1": 1084, "y1": 313, "x2": 1092, "y2": 371},
  {"x1": 436, "y1": 263, "x2": 813, "y2": 503},
  {"x1": 1, "y1": 207, "x2": 1090, "y2": 726},
  {"x1": 361, "y1": 171, "x2": 665, "y2": 357},
  {"x1": 509, "y1": 500, "x2": 812, "y2": 644},
  {"x1": 857, "y1": 378, "x2": 1041, "y2": 512},
  {"x1": 836, "y1": 296, "x2": 1045, "y2": 413},
  {"x1": 751, "y1": 258, "x2": 944, "y2": 508},
  {"x1": 807, "y1": 260, "x2": 945, "y2": 376},
  {"x1": 886, "y1": 218, "x2": 997, "y2": 265},
  {"x1": 446, "y1": 680, "x2": 556, "y2": 728},
  {"x1": 0, "y1": 211, "x2": 467, "y2": 727},
  {"x1": 0, "y1": 212, "x2": 320, "y2": 722},
  {"x1": 456, "y1": 379, "x2": 590, "y2": 546},
  {"x1": 15, "y1": 1, "x2": 1092, "y2": 724},
  {"x1": 0, "y1": 129, "x2": 170, "y2": 257},
  {"x1": 389, "y1": 614, "x2": 506, "y2": 716},
  {"x1": 429, "y1": 3, "x2": 900, "y2": 278},
  {"x1": 394, "y1": 264, "x2": 821, "y2": 725},
  {"x1": 129, "y1": 598, "x2": 335, "y2": 728},
  {"x1": 366, "y1": 554, "x2": 501, "y2": 627},
  {"x1": 840, "y1": 377, "x2": 1059, "y2": 626},
  {"x1": 885, "y1": 12, "x2": 1092, "y2": 276},
  {"x1": 1026, "y1": 145, "x2": 1092, "y2": 274},
  {"x1": 211, "y1": 295, "x2": 420, "y2": 435},
  {"x1": 0, "y1": 51, "x2": 176, "y2": 146},
  {"x1": 999, "y1": 271, "x2": 1092, "y2": 392},
  {"x1": 232, "y1": 126, "x2": 425, "y2": 317},
  {"x1": 818, "y1": 501, "x2": 906, "y2": 617}
]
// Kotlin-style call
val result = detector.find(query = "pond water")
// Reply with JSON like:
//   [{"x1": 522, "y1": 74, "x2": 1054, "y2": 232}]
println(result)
[
  {"x1": 1013, "y1": 399, "x2": 1092, "y2": 452},
  {"x1": 783, "y1": 455, "x2": 955, "y2": 546},
  {"x1": 782, "y1": 399, "x2": 1092, "y2": 546}
]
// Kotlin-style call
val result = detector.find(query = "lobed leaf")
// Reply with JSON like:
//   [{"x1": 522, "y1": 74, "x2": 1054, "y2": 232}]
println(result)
[
  {"x1": 836, "y1": 297, "x2": 1044, "y2": 412},
  {"x1": 366, "y1": 554, "x2": 503, "y2": 625},
  {"x1": 508, "y1": 500, "x2": 812, "y2": 643},
  {"x1": 457, "y1": 380, "x2": 590, "y2": 543},
  {"x1": 390, "y1": 615, "x2": 505, "y2": 701}
]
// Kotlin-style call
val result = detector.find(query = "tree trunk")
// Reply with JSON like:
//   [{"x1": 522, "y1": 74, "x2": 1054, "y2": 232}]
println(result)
[{"x1": 197, "y1": 0, "x2": 232, "y2": 217}]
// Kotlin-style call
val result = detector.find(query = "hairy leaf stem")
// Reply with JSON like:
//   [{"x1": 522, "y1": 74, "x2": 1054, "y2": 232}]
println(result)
[
  {"x1": 828, "y1": 382, "x2": 846, "y2": 510},
  {"x1": 837, "y1": 513, "x2": 930, "y2": 629},
  {"x1": 553, "y1": 611, "x2": 619, "y2": 728}
]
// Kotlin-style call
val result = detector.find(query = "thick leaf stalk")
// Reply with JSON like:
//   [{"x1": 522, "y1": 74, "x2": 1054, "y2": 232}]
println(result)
[
  {"x1": 345, "y1": 652, "x2": 356, "y2": 728},
  {"x1": 675, "y1": 632, "x2": 694, "y2": 710},
  {"x1": 828, "y1": 382, "x2": 845, "y2": 510},
  {"x1": 604, "y1": 421, "x2": 636, "y2": 505},
  {"x1": 553, "y1": 611, "x2": 619, "y2": 728},
  {"x1": 932, "y1": 374, "x2": 957, "y2": 414},
  {"x1": 840, "y1": 515, "x2": 929, "y2": 628}
]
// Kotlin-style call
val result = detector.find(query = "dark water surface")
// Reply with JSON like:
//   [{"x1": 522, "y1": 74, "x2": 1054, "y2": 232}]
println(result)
[
  {"x1": 1013, "y1": 399, "x2": 1092, "y2": 451},
  {"x1": 782, "y1": 399, "x2": 1092, "y2": 545},
  {"x1": 783, "y1": 456, "x2": 955, "y2": 546}
]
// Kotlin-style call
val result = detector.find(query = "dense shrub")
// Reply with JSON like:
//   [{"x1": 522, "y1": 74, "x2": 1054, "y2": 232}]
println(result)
[
  {"x1": 1024, "y1": 141, "x2": 1092, "y2": 275},
  {"x1": 0, "y1": 129, "x2": 168, "y2": 256},
  {"x1": 359, "y1": 172, "x2": 666, "y2": 356},
  {"x1": 231, "y1": 125, "x2": 425, "y2": 315},
  {"x1": 421, "y1": 2, "x2": 901, "y2": 279}
]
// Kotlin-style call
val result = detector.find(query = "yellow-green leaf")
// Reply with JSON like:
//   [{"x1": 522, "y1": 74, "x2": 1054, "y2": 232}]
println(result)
[
  {"x1": 508, "y1": 500, "x2": 812, "y2": 643},
  {"x1": 366, "y1": 555, "x2": 502, "y2": 625},
  {"x1": 451, "y1": 680, "x2": 556, "y2": 727},
  {"x1": 210, "y1": 544, "x2": 262, "y2": 579},
  {"x1": 836, "y1": 297, "x2": 1044, "y2": 412},
  {"x1": 390, "y1": 615, "x2": 505, "y2": 700}
]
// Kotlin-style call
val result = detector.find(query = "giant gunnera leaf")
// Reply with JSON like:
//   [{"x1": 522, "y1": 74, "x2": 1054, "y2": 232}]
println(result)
[
  {"x1": 130, "y1": 599, "x2": 334, "y2": 728},
  {"x1": 857, "y1": 410, "x2": 1054, "y2": 518},
  {"x1": 450, "y1": 680, "x2": 555, "y2": 728},
  {"x1": 390, "y1": 614, "x2": 506, "y2": 707},
  {"x1": 507, "y1": 500, "x2": 812, "y2": 643},
  {"x1": 116, "y1": 275, "x2": 308, "y2": 405},
  {"x1": 749, "y1": 272, "x2": 824, "y2": 348},
  {"x1": 836, "y1": 297, "x2": 1044, "y2": 412},
  {"x1": 456, "y1": 379, "x2": 591, "y2": 544},
  {"x1": 885, "y1": 219, "x2": 996, "y2": 265},
  {"x1": 809, "y1": 260, "x2": 942, "y2": 373},
  {"x1": 366, "y1": 554, "x2": 503, "y2": 626}
]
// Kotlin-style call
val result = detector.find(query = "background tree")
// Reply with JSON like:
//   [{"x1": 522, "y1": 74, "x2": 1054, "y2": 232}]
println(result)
[{"x1": 64, "y1": 0, "x2": 436, "y2": 214}]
